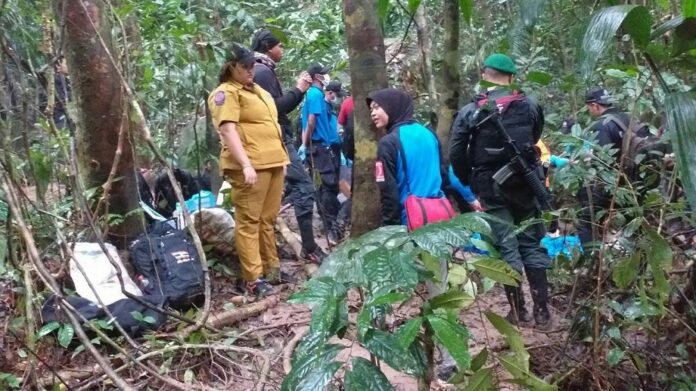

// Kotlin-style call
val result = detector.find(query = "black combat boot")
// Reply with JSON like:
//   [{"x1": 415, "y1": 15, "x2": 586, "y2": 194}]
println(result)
[
  {"x1": 504, "y1": 285, "x2": 532, "y2": 324},
  {"x1": 526, "y1": 267, "x2": 551, "y2": 327}
]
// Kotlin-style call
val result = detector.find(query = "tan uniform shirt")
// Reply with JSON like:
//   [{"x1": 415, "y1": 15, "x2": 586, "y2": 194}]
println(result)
[{"x1": 208, "y1": 81, "x2": 289, "y2": 171}]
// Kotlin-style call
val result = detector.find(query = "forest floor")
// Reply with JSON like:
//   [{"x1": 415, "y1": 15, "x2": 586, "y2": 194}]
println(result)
[{"x1": 0, "y1": 204, "x2": 576, "y2": 390}]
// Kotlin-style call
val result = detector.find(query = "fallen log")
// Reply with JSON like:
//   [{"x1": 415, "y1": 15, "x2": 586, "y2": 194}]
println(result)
[{"x1": 178, "y1": 295, "x2": 281, "y2": 336}]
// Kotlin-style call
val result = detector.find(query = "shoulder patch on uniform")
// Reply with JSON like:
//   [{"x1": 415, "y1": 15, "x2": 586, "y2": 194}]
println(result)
[
  {"x1": 214, "y1": 91, "x2": 226, "y2": 106},
  {"x1": 375, "y1": 161, "x2": 385, "y2": 182}
]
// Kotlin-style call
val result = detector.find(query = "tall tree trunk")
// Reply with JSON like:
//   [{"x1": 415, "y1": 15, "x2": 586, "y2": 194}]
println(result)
[
  {"x1": 414, "y1": 5, "x2": 438, "y2": 127},
  {"x1": 343, "y1": 0, "x2": 389, "y2": 236},
  {"x1": 435, "y1": 0, "x2": 461, "y2": 163},
  {"x1": 58, "y1": 0, "x2": 139, "y2": 237}
]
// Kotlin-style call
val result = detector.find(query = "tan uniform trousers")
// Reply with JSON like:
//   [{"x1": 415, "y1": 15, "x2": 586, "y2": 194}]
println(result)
[{"x1": 227, "y1": 166, "x2": 285, "y2": 281}]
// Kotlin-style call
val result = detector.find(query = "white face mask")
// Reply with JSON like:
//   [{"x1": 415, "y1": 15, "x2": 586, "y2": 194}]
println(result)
[{"x1": 318, "y1": 74, "x2": 330, "y2": 86}]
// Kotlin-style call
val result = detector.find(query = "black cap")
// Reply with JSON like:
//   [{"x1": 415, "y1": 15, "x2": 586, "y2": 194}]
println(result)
[
  {"x1": 308, "y1": 63, "x2": 330, "y2": 78},
  {"x1": 227, "y1": 43, "x2": 256, "y2": 66},
  {"x1": 325, "y1": 81, "x2": 345, "y2": 96},
  {"x1": 585, "y1": 87, "x2": 613, "y2": 106}
]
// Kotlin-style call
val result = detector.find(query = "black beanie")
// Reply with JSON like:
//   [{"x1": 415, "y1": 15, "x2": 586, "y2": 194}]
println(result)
[{"x1": 251, "y1": 29, "x2": 281, "y2": 53}]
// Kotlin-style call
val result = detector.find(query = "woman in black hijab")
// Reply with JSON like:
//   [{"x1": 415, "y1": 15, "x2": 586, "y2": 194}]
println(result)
[{"x1": 367, "y1": 88, "x2": 445, "y2": 226}]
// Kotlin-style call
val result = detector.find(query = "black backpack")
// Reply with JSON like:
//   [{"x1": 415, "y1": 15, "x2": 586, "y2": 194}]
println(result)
[
  {"x1": 129, "y1": 222, "x2": 204, "y2": 310},
  {"x1": 603, "y1": 114, "x2": 666, "y2": 178}
]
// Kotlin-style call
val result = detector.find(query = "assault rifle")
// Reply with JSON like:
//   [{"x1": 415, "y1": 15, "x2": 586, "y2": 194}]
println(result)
[{"x1": 475, "y1": 100, "x2": 552, "y2": 211}]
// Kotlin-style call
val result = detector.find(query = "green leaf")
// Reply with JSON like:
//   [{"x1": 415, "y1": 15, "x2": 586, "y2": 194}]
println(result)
[
  {"x1": 281, "y1": 344, "x2": 344, "y2": 391},
  {"x1": 484, "y1": 312, "x2": 528, "y2": 368},
  {"x1": 473, "y1": 258, "x2": 522, "y2": 287},
  {"x1": 296, "y1": 361, "x2": 341, "y2": 390},
  {"x1": 684, "y1": 0, "x2": 696, "y2": 17},
  {"x1": 407, "y1": 0, "x2": 421, "y2": 14},
  {"x1": 289, "y1": 277, "x2": 346, "y2": 306},
  {"x1": 37, "y1": 321, "x2": 61, "y2": 339},
  {"x1": 459, "y1": 0, "x2": 473, "y2": 25},
  {"x1": 644, "y1": 225, "x2": 673, "y2": 300},
  {"x1": 580, "y1": 5, "x2": 652, "y2": 78},
  {"x1": 448, "y1": 264, "x2": 468, "y2": 286},
  {"x1": 57, "y1": 324, "x2": 74, "y2": 348},
  {"x1": 471, "y1": 348, "x2": 489, "y2": 372},
  {"x1": 673, "y1": 18, "x2": 696, "y2": 56},
  {"x1": 452, "y1": 213, "x2": 492, "y2": 237},
  {"x1": 362, "y1": 330, "x2": 426, "y2": 376},
  {"x1": 426, "y1": 315, "x2": 471, "y2": 369},
  {"x1": 0, "y1": 372, "x2": 21, "y2": 388},
  {"x1": 498, "y1": 353, "x2": 557, "y2": 390},
  {"x1": 463, "y1": 368, "x2": 494, "y2": 391},
  {"x1": 428, "y1": 290, "x2": 475, "y2": 310},
  {"x1": 363, "y1": 247, "x2": 419, "y2": 295},
  {"x1": 344, "y1": 357, "x2": 394, "y2": 391},
  {"x1": 526, "y1": 71, "x2": 553, "y2": 86},
  {"x1": 130, "y1": 311, "x2": 144, "y2": 322},
  {"x1": 367, "y1": 292, "x2": 410, "y2": 307},
  {"x1": 665, "y1": 92, "x2": 696, "y2": 213},
  {"x1": 650, "y1": 16, "x2": 684, "y2": 39},
  {"x1": 394, "y1": 317, "x2": 423, "y2": 349},
  {"x1": 612, "y1": 253, "x2": 641, "y2": 289},
  {"x1": 607, "y1": 347, "x2": 625, "y2": 366}
]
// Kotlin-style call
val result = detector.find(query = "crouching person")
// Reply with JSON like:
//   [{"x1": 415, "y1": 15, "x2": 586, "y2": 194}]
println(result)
[{"x1": 208, "y1": 43, "x2": 289, "y2": 297}]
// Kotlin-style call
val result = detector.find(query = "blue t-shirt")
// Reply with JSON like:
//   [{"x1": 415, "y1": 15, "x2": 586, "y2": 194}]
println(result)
[
  {"x1": 396, "y1": 123, "x2": 443, "y2": 223},
  {"x1": 301, "y1": 86, "x2": 340, "y2": 145}
]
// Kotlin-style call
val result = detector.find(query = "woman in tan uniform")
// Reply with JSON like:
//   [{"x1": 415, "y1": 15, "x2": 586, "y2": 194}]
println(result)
[{"x1": 208, "y1": 43, "x2": 289, "y2": 297}]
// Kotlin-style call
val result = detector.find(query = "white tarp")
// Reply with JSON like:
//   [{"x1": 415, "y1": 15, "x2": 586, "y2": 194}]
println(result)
[{"x1": 70, "y1": 242, "x2": 142, "y2": 306}]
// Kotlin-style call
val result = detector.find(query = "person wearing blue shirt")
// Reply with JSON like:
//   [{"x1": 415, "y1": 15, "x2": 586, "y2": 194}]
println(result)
[
  {"x1": 300, "y1": 64, "x2": 343, "y2": 243},
  {"x1": 367, "y1": 88, "x2": 442, "y2": 225},
  {"x1": 445, "y1": 165, "x2": 484, "y2": 212}
]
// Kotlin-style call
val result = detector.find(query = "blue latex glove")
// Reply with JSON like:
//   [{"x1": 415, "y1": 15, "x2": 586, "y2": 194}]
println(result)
[
  {"x1": 298, "y1": 144, "x2": 307, "y2": 162},
  {"x1": 340, "y1": 152, "x2": 347, "y2": 167},
  {"x1": 550, "y1": 155, "x2": 570, "y2": 169}
]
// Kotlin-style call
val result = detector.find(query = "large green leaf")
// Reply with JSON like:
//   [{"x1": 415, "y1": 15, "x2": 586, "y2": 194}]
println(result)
[
  {"x1": 673, "y1": 18, "x2": 696, "y2": 55},
  {"x1": 645, "y1": 225, "x2": 673, "y2": 300},
  {"x1": 684, "y1": 0, "x2": 696, "y2": 17},
  {"x1": 394, "y1": 317, "x2": 423, "y2": 349},
  {"x1": 612, "y1": 253, "x2": 641, "y2": 289},
  {"x1": 362, "y1": 330, "x2": 426, "y2": 376},
  {"x1": 378, "y1": 0, "x2": 390, "y2": 24},
  {"x1": 665, "y1": 92, "x2": 696, "y2": 212},
  {"x1": 484, "y1": 312, "x2": 528, "y2": 369},
  {"x1": 650, "y1": 16, "x2": 684, "y2": 40},
  {"x1": 580, "y1": 5, "x2": 652, "y2": 78},
  {"x1": 363, "y1": 247, "x2": 419, "y2": 295},
  {"x1": 498, "y1": 354, "x2": 557, "y2": 391},
  {"x1": 315, "y1": 240, "x2": 368, "y2": 286},
  {"x1": 57, "y1": 324, "x2": 74, "y2": 348},
  {"x1": 428, "y1": 290, "x2": 475, "y2": 310},
  {"x1": 37, "y1": 321, "x2": 61, "y2": 339},
  {"x1": 426, "y1": 315, "x2": 472, "y2": 369},
  {"x1": 357, "y1": 292, "x2": 409, "y2": 338},
  {"x1": 282, "y1": 344, "x2": 344, "y2": 391},
  {"x1": 296, "y1": 362, "x2": 341, "y2": 391},
  {"x1": 452, "y1": 213, "x2": 492, "y2": 237},
  {"x1": 410, "y1": 221, "x2": 471, "y2": 259},
  {"x1": 473, "y1": 258, "x2": 522, "y2": 287},
  {"x1": 344, "y1": 357, "x2": 394, "y2": 391},
  {"x1": 408, "y1": 0, "x2": 422, "y2": 14},
  {"x1": 459, "y1": 0, "x2": 473, "y2": 25},
  {"x1": 463, "y1": 368, "x2": 494, "y2": 391},
  {"x1": 470, "y1": 348, "x2": 489, "y2": 372},
  {"x1": 289, "y1": 277, "x2": 345, "y2": 306}
]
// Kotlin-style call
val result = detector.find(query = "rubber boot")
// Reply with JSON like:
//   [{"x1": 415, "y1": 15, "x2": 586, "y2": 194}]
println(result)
[
  {"x1": 504, "y1": 285, "x2": 531, "y2": 324},
  {"x1": 297, "y1": 214, "x2": 318, "y2": 254},
  {"x1": 526, "y1": 267, "x2": 551, "y2": 327}
]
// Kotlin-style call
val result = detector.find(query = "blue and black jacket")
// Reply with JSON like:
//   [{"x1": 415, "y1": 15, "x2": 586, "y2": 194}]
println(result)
[{"x1": 369, "y1": 89, "x2": 443, "y2": 225}]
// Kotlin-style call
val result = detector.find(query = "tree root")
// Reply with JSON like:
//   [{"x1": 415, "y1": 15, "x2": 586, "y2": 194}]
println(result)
[
  {"x1": 277, "y1": 215, "x2": 302, "y2": 259},
  {"x1": 283, "y1": 326, "x2": 309, "y2": 374},
  {"x1": 178, "y1": 295, "x2": 281, "y2": 336}
]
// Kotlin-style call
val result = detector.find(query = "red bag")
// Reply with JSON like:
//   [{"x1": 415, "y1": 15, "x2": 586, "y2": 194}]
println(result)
[
  {"x1": 395, "y1": 129, "x2": 457, "y2": 231},
  {"x1": 404, "y1": 195, "x2": 456, "y2": 231}
]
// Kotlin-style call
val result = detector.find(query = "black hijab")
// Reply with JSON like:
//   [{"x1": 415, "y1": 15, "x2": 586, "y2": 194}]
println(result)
[
  {"x1": 367, "y1": 88, "x2": 415, "y2": 131},
  {"x1": 251, "y1": 29, "x2": 281, "y2": 53}
]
